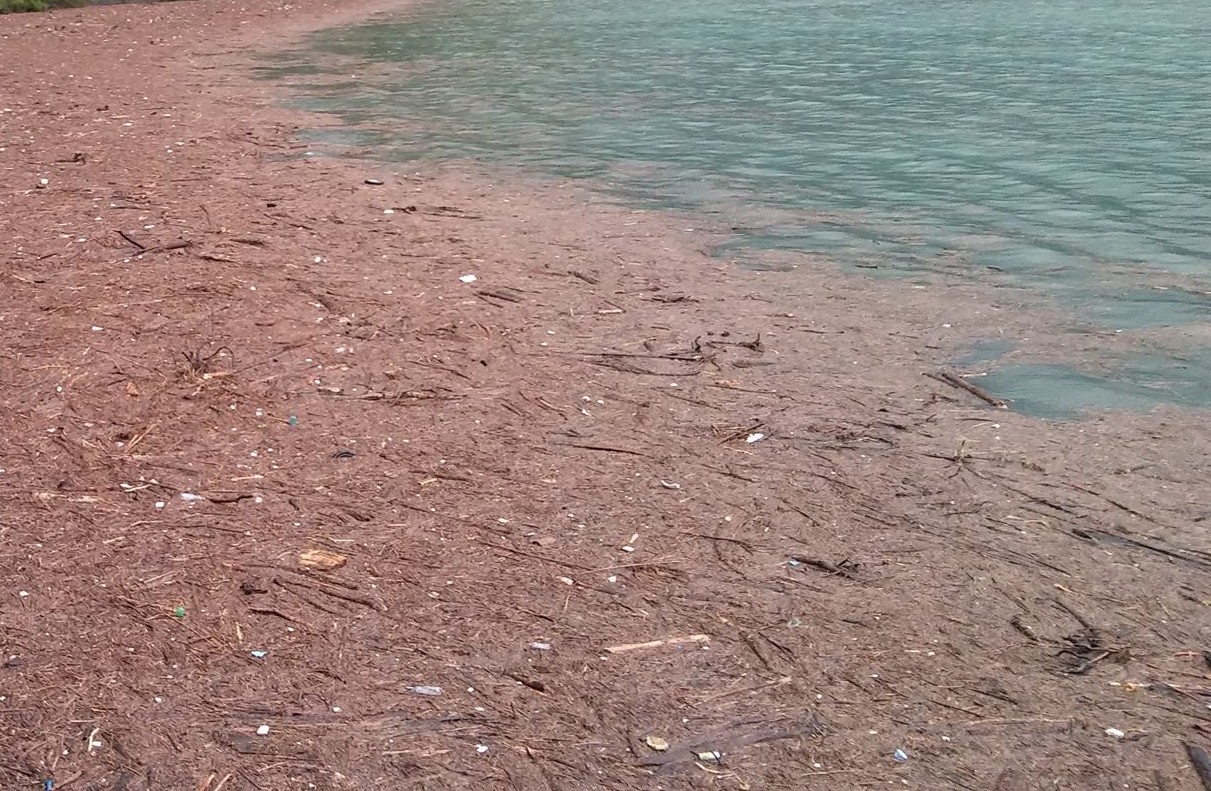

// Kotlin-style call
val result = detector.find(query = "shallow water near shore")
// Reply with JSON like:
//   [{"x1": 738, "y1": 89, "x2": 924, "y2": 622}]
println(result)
[{"x1": 263, "y1": 0, "x2": 1211, "y2": 418}]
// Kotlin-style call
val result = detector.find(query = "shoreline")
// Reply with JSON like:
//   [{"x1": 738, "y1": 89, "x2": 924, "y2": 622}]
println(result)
[
  {"x1": 2, "y1": 2, "x2": 1210, "y2": 789},
  {"x1": 266, "y1": 34, "x2": 1211, "y2": 420}
]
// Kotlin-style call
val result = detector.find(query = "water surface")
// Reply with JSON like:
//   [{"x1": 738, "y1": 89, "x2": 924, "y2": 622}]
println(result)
[{"x1": 265, "y1": 0, "x2": 1211, "y2": 417}]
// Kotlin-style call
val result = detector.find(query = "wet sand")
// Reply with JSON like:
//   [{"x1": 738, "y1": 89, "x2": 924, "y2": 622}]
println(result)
[{"x1": 1, "y1": 2, "x2": 1210, "y2": 789}]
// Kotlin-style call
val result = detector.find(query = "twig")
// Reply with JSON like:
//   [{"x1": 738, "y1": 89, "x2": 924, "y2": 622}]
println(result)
[
  {"x1": 1053, "y1": 597, "x2": 1096, "y2": 632},
  {"x1": 116, "y1": 229, "x2": 147, "y2": 249},
  {"x1": 686, "y1": 533, "x2": 754, "y2": 551},
  {"x1": 133, "y1": 240, "x2": 193, "y2": 256},
  {"x1": 247, "y1": 606, "x2": 304, "y2": 625},
  {"x1": 274, "y1": 576, "x2": 384, "y2": 611},
  {"x1": 925, "y1": 369, "x2": 1008, "y2": 409},
  {"x1": 407, "y1": 356, "x2": 473, "y2": 381},
  {"x1": 591, "y1": 351, "x2": 706, "y2": 361},
  {"x1": 480, "y1": 540, "x2": 594, "y2": 572},
  {"x1": 937, "y1": 717, "x2": 1074, "y2": 729},
  {"x1": 1069, "y1": 650, "x2": 1113, "y2": 675},
  {"x1": 125, "y1": 422, "x2": 158, "y2": 455},
  {"x1": 716, "y1": 422, "x2": 765, "y2": 445},
  {"x1": 589, "y1": 357, "x2": 703, "y2": 376},
  {"x1": 605, "y1": 634, "x2": 710, "y2": 654},
  {"x1": 791, "y1": 555, "x2": 859, "y2": 580},
  {"x1": 561, "y1": 443, "x2": 652, "y2": 458},
  {"x1": 475, "y1": 288, "x2": 523, "y2": 304},
  {"x1": 1072, "y1": 527, "x2": 1211, "y2": 570},
  {"x1": 696, "y1": 675, "x2": 792, "y2": 704}
]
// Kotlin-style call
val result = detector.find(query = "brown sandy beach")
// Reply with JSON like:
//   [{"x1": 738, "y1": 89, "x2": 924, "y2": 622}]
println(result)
[{"x1": 2, "y1": 2, "x2": 1210, "y2": 789}]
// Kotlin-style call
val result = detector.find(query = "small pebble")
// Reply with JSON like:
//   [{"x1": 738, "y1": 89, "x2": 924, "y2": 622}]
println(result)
[
  {"x1": 645, "y1": 735, "x2": 669, "y2": 752},
  {"x1": 256, "y1": 725, "x2": 270, "y2": 736}
]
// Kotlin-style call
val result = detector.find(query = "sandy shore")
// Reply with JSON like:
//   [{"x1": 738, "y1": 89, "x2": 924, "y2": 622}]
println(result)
[{"x1": 2, "y1": 2, "x2": 1210, "y2": 789}]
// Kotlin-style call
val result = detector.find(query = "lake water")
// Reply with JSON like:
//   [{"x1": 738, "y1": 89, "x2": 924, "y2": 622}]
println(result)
[{"x1": 265, "y1": 0, "x2": 1211, "y2": 418}]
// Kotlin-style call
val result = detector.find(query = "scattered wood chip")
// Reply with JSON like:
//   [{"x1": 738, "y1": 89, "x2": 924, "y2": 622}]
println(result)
[{"x1": 299, "y1": 549, "x2": 347, "y2": 571}]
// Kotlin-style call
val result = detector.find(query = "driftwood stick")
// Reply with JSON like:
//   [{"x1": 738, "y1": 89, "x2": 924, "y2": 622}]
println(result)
[{"x1": 925, "y1": 369, "x2": 1009, "y2": 409}]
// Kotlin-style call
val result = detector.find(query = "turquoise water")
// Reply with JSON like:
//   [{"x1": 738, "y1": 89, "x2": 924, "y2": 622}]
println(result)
[{"x1": 267, "y1": 0, "x2": 1211, "y2": 417}]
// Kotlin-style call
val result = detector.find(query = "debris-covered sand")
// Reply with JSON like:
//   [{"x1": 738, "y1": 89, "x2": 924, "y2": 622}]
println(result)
[{"x1": 2, "y1": 2, "x2": 1209, "y2": 789}]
